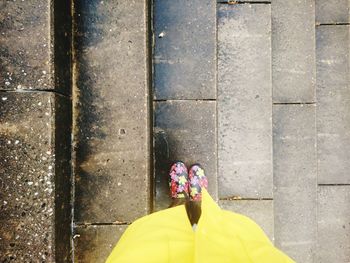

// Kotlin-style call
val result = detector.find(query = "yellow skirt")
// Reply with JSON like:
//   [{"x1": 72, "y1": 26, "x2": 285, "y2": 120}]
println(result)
[{"x1": 106, "y1": 189, "x2": 295, "y2": 263}]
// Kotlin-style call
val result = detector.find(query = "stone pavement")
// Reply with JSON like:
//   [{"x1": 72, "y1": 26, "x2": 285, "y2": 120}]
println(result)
[
  {"x1": 0, "y1": 0, "x2": 72, "y2": 262},
  {"x1": 0, "y1": 0, "x2": 349, "y2": 262}
]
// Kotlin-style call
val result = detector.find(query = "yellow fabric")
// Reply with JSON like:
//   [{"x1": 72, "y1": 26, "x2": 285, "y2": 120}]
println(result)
[{"x1": 106, "y1": 190, "x2": 295, "y2": 263}]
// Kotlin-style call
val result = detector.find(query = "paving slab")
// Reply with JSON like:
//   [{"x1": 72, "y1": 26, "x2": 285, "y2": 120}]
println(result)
[
  {"x1": 272, "y1": 0, "x2": 316, "y2": 103},
  {"x1": 217, "y1": 4, "x2": 272, "y2": 199},
  {"x1": 154, "y1": 0, "x2": 216, "y2": 100},
  {"x1": 219, "y1": 200, "x2": 274, "y2": 241},
  {"x1": 273, "y1": 104, "x2": 317, "y2": 263},
  {"x1": 316, "y1": 0, "x2": 350, "y2": 24},
  {"x1": 317, "y1": 186, "x2": 350, "y2": 263},
  {"x1": 73, "y1": 0, "x2": 151, "y2": 223},
  {"x1": 316, "y1": 25, "x2": 350, "y2": 184},
  {"x1": 154, "y1": 101, "x2": 217, "y2": 210},
  {"x1": 0, "y1": 92, "x2": 71, "y2": 262},
  {"x1": 0, "y1": 0, "x2": 71, "y2": 94},
  {"x1": 74, "y1": 225, "x2": 127, "y2": 263}
]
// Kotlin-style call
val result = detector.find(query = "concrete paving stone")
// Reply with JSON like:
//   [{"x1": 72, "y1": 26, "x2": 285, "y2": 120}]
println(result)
[
  {"x1": 0, "y1": 92, "x2": 71, "y2": 262},
  {"x1": 154, "y1": 101, "x2": 217, "y2": 210},
  {"x1": 316, "y1": 0, "x2": 350, "y2": 24},
  {"x1": 316, "y1": 25, "x2": 350, "y2": 184},
  {"x1": 154, "y1": 0, "x2": 216, "y2": 100},
  {"x1": 272, "y1": 0, "x2": 316, "y2": 103},
  {"x1": 154, "y1": 128, "x2": 171, "y2": 211},
  {"x1": 219, "y1": 200, "x2": 274, "y2": 241},
  {"x1": 273, "y1": 105, "x2": 317, "y2": 187},
  {"x1": 274, "y1": 187, "x2": 316, "y2": 263},
  {"x1": 217, "y1": 4, "x2": 273, "y2": 199},
  {"x1": 317, "y1": 186, "x2": 350, "y2": 263},
  {"x1": 73, "y1": 0, "x2": 151, "y2": 223},
  {"x1": 0, "y1": 0, "x2": 71, "y2": 94},
  {"x1": 74, "y1": 225, "x2": 127, "y2": 263},
  {"x1": 273, "y1": 104, "x2": 317, "y2": 263}
]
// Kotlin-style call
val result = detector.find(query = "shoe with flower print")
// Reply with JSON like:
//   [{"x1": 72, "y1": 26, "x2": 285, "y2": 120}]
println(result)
[
  {"x1": 189, "y1": 164, "x2": 208, "y2": 201},
  {"x1": 169, "y1": 161, "x2": 189, "y2": 199}
]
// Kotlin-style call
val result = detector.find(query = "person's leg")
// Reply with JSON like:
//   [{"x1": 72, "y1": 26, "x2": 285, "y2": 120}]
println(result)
[
  {"x1": 188, "y1": 164, "x2": 208, "y2": 201},
  {"x1": 169, "y1": 197, "x2": 187, "y2": 208},
  {"x1": 167, "y1": 162, "x2": 208, "y2": 226},
  {"x1": 187, "y1": 164, "x2": 208, "y2": 225},
  {"x1": 185, "y1": 201, "x2": 201, "y2": 226}
]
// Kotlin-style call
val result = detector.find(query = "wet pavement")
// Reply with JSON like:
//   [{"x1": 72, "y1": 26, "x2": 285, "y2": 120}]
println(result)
[{"x1": 0, "y1": 0, "x2": 349, "y2": 262}]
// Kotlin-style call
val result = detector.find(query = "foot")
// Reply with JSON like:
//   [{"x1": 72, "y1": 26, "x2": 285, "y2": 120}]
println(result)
[
  {"x1": 169, "y1": 161, "x2": 189, "y2": 199},
  {"x1": 189, "y1": 164, "x2": 208, "y2": 201}
]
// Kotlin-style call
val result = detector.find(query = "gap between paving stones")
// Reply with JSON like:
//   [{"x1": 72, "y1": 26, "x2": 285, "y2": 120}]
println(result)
[
  {"x1": 147, "y1": 0, "x2": 155, "y2": 216},
  {"x1": 154, "y1": 99, "x2": 217, "y2": 102},
  {"x1": 219, "y1": 197, "x2": 273, "y2": 201},
  {"x1": 74, "y1": 223, "x2": 131, "y2": 226},
  {"x1": 317, "y1": 23, "x2": 350, "y2": 26},
  {"x1": 273, "y1": 102, "x2": 316, "y2": 105},
  {"x1": 318, "y1": 184, "x2": 350, "y2": 186},
  {"x1": 217, "y1": 1, "x2": 271, "y2": 4}
]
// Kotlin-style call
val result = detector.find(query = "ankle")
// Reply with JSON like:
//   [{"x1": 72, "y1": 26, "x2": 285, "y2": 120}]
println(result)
[
  {"x1": 185, "y1": 201, "x2": 202, "y2": 225},
  {"x1": 169, "y1": 197, "x2": 187, "y2": 208}
]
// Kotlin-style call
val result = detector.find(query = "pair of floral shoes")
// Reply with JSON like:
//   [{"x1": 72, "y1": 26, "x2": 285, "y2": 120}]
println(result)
[{"x1": 169, "y1": 161, "x2": 208, "y2": 201}]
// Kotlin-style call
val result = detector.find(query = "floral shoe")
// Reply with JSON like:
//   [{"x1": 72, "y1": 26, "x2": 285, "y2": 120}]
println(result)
[
  {"x1": 189, "y1": 164, "x2": 208, "y2": 201},
  {"x1": 169, "y1": 161, "x2": 189, "y2": 199}
]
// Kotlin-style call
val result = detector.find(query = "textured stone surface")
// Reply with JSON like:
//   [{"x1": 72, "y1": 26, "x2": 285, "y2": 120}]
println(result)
[
  {"x1": 0, "y1": 92, "x2": 71, "y2": 262},
  {"x1": 154, "y1": 0, "x2": 216, "y2": 99},
  {"x1": 316, "y1": 26, "x2": 350, "y2": 184},
  {"x1": 219, "y1": 200, "x2": 274, "y2": 241},
  {"x1": 154, "y1": 101, "x2": 217, "y2": 210},
  {"x1": 0, "y1": 0, "x2": 71, "y2": 94},
  {"x1": 74, "y1": 225, "x2": 127, "y2": 263},
  {"x1": 73, "y1": 0, "x2": 151, "y2": 223},
  {"x1": 317, "y1": 186, "x2": 350, "y2": 263},
  {"x1": 218, "y1": 4, "x2": 272, "y2": 199},
  {"x1": 272, "y1": 0, "x2": 316, "y2": 103},
  {"x1": 54, "y1": 94, "x2": 73, "y2": 263},
  {"x1": 316, "y1": 0, "x2": 350, "y2": 24},
  {"x1": 273, "y1": 104, "x2": 317, "y2": 263}
]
